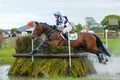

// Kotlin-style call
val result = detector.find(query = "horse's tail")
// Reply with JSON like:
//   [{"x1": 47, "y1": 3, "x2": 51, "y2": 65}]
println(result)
[{"x1": 92, "y1": 34, "x2": 111, "y2": 57}]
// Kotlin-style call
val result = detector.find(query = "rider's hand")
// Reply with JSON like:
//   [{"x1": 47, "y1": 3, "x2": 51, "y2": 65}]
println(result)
[
  {"x1": 64, "y1": 25, "x2": 66, "y2": 28},
  {"x1": 52, "y1": 25, "x2": 57, "y2": 29}
]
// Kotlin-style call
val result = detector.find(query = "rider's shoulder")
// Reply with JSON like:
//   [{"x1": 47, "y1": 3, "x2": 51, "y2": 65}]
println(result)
[
  {"x1": 62, "y1": 16, "x2": 68, "y2": 19},
  {"x1": 62, "y1": 16, "x2": 68, "y2": 21}
]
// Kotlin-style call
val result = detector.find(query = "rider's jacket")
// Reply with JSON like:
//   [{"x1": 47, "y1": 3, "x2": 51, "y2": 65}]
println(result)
[{"x1": 56, "y1": 16, "x2": 68, "y2": 29}]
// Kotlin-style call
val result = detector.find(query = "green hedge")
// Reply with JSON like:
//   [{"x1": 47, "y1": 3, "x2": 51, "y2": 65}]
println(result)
[
  {"x1": 15, "y1": 36, "x2": 40, "y2": 53},
  {"x1": 15, "y1": 36, "x2": 81, "y2": 54},
  {"x1": 9, "y1": 58, "x2": 95, "y2": 77}
]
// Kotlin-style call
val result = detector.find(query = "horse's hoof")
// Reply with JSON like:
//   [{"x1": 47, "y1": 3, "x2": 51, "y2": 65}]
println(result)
[
  {"x1": 106, "y1": 58, "x2": 108, "y2": 62},
  {"x1": 102, "y1": 60, "x2": 107, "y2": 64}
]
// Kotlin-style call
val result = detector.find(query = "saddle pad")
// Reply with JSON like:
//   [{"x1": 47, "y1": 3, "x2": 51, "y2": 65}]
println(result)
[{"x1": 69, "y1": 32, "x2": 78, "y2": 40}]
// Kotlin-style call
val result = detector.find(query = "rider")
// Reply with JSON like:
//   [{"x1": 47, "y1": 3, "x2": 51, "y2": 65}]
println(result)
[{"x1": 53, "y1": 11, "x2": 72, "y2": 40}]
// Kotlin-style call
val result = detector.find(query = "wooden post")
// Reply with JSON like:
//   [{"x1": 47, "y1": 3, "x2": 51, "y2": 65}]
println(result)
[
  {"x1": 31, "y1": 39, "x2": 34, "y2": 62},
  {"x1": 68, "y1": 29, "x2": 71, "y2": 75},
  {"x1": 105, "y1": 29, "x2": 108, "y2": 49}
]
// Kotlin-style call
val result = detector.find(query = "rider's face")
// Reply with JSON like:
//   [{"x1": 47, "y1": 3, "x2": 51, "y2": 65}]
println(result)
[{"x1": 55, "y1": 16, "x2": 59, "y2": 19}]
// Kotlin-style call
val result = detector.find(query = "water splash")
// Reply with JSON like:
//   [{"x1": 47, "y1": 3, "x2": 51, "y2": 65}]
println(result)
[
  {"x1": 0, "y1": 65, "x2": 10, "y2": 80},
  {"x1": 88, "y1": 54, "x2": 120, "y2": 79}
]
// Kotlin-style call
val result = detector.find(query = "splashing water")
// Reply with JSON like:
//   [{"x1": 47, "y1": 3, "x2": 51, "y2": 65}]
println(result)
[
  {"x1": 0, "y1": 65, "x2": 10, "y2": 80},
  {"x1": 88, "y1": 54, "x2": 120, "y2": 79}
]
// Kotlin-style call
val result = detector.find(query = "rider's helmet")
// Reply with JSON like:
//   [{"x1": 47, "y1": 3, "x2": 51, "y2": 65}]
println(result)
[{"x1": 53, "y1": 11, "x2": 62, "y2": 17}]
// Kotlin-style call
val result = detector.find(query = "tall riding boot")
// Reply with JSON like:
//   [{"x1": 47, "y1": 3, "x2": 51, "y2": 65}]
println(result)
[{"x1": 63, "y1": 32, "x2": 68, "y2": 40}]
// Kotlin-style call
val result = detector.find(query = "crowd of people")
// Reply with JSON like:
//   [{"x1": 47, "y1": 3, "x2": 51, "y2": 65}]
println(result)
[{"x1": 2, "y1": 31, "x2": 28, "y2": 38}]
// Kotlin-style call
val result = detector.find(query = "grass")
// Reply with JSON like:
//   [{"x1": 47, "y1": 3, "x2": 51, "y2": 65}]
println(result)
[
  {"x1": 40, "y1": 76, "x2": 113, "y2": 80},
  {"x1": 9, "y1": 76, "x2": 114, "y2": 80},
  {"x1": 108, "y1": 38, "x2": 120, "y2": 55},
  {"x1": 102, "y1": 37, "x2": 120, "y2": 55},
  {"x1": 0, "y1": 47, "x2": 15, "y2": 64}
]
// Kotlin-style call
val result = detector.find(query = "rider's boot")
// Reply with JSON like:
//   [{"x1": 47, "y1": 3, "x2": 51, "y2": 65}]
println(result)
[{"x1": 63, "y1": 32, "x2": 68, "y2": 40}]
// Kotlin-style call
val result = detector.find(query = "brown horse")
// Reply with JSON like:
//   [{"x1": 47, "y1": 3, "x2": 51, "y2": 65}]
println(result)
[{"x1": 28, "y1": 21, "x2": 111, "y2": 64}]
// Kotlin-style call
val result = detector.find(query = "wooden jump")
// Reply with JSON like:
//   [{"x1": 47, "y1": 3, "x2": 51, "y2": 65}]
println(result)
[{"x1": 13, "y1": 53, "x2": 88, "y2": 58}]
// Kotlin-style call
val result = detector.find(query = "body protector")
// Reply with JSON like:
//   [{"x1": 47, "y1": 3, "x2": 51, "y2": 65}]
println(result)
[{"x1": 56, "y1": 16, "x2": 72, "y2": 33}]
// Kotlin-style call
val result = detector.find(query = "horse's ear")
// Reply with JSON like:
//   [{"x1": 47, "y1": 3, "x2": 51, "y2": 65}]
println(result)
[{"x1": 35, "y1": 22, "x2": 39, "y2": 25}]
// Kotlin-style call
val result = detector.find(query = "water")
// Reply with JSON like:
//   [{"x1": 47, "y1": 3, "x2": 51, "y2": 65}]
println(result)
[
  {"x1": 0, "y1": 65, "x2": 41, "y2": 80},
  {"x1": 88, "y1": 54, "x2": 120, "y2": 79},
  {"x1": 0, "y1": 65, "x2": 10, "y2": 80}
]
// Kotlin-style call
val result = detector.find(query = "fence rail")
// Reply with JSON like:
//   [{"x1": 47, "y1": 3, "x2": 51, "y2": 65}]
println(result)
[
  {"x1": 1, "y1": 37, "x2": 17, "y2": 48},
  {"x1": 13, "y1": 53, "x2": 88, "y2": 58}
]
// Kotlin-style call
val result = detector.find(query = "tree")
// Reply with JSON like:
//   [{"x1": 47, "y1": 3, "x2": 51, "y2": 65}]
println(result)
[
  {"x1": 101, "y1": 14, "x2": 120, "y2": 30},
  {"x1": 75, "y1": 23, "x2": 83, "y2": 32},
  {"x1": 11, "y1": 28, "x2": 19, "y2": 33},
  {"x1": 89, "y1": 26, "x2": 104, "y2": 32}
]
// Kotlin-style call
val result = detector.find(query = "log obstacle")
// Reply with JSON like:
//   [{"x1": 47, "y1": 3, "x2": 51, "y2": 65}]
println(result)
[{"x1": 13, "y1": 53, "x2": 88, "y2": 58}]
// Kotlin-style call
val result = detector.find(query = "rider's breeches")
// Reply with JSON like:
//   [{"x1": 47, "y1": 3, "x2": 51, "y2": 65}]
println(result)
[{"x1": 63, "y1": 23, "x2": 72, "y2": 34}]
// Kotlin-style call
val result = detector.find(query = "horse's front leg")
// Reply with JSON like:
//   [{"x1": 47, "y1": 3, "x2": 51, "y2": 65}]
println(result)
[
  {"x1": 30, "y1": 40, "x2": 50, "y2": 55},
  {"x1": 96, "y1": 53, "x2": 107, "y2": 64}
]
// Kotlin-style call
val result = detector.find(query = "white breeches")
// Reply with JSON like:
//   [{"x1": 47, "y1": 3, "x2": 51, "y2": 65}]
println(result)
[{"x1": 63, "y1": 23, "x2": 72, "y2": 33}]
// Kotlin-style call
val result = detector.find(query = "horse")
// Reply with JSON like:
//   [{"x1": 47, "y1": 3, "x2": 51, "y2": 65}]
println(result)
[{"x1": 28, "y1": 21, "x2": 111, "y2": 64}]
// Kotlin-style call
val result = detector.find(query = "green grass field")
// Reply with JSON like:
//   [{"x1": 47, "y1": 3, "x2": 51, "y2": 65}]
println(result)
[
  {"x1": 102, "y1": 37, "x2": 120, "y2": 55},
  {"x1": 0, "y1": 47, "x2": 15, "y2": 64},
  {"x1": 108, "y1": 38, "x2": 120, "y2": 55},
  {"x1": 40, "y1": 76, "x2": 112, "y2": 80}
]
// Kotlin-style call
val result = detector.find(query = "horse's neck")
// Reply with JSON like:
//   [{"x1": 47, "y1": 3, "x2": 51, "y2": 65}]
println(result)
[{"x1": 43, "y1": 27, "x2": 58, "y2": 39}]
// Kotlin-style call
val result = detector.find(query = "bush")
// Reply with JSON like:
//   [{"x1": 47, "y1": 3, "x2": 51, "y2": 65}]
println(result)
[
  {"x1": 15, "y1": 36, "x2": 80, "y2": 54},
  {"x1": 42, "y1": 46, "x2": 78, "y2": 54},
  {"x1": 15, "y1": 36, "x2": 40, "y2": 53}
]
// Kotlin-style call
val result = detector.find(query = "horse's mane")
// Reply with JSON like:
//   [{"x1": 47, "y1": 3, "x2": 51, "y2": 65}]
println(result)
[
  {"x1": 39, "y1": 22, "x2": 60, "y2": 32},
  {"x1": 37, "y1": 22, "x2": 61, "y2": 39}
]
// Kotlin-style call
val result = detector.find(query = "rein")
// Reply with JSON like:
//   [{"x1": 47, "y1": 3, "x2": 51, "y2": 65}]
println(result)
[
  {"x1": 42, "y1": 23, "x2": 61, "y2": 40},
  {"x1": 44, "y1": 28, "x2": 56, "y2": 39}
]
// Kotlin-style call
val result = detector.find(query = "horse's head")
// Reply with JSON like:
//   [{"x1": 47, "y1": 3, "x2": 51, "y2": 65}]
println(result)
[{"x1": 27, "y1": 21, "x2": 44, "y2": 39}]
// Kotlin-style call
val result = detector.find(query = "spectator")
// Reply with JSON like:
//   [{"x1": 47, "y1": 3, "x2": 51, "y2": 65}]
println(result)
[{"x1": 12, "y1": 32, "x2": 16, "y2": 37}]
